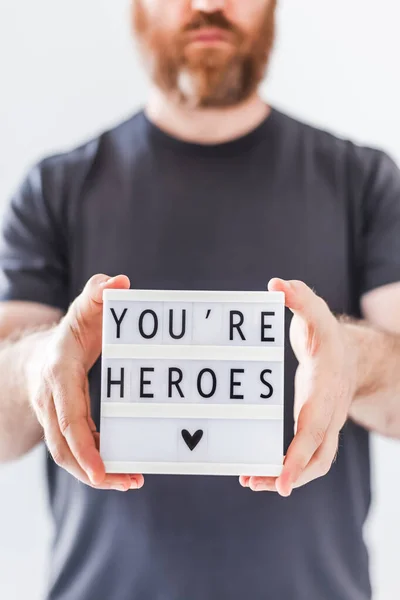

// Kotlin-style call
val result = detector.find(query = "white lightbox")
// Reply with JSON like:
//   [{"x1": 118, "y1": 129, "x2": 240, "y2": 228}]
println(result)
[{"x1": 100, "y1": 289, "x2": 285, "y2": 477}]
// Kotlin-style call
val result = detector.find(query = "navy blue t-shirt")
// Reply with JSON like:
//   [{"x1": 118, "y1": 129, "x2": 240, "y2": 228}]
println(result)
[{"x1": 1, "y1": 107, "x2": 400, "y2": 600}]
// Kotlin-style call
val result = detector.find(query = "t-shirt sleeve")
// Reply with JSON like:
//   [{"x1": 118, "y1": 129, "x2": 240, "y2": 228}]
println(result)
[
  {"x1": 358, "y1": 149, "x2": 400, "y2": 296},
  {"x1": 0, "y1": 161, "x2": 69, "y2": 312}
]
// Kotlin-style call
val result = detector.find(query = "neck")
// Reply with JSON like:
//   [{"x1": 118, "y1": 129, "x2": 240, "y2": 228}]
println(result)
[{"x1": 145, "y1": 87, "x2": 270, "y2": 145}]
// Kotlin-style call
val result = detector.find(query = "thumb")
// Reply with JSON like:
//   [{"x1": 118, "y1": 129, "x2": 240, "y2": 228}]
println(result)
[
  {"x1": 65, "y1": 274, "x2": 130, "y2": 368},
  {"x1": 268, "y1": 278, "x2": 327, "y2": 329}
]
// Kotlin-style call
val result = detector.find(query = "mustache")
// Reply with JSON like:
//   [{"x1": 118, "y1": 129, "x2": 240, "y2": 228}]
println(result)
[{"x1": 183, "y1": 10, "x2": 241, "y2": 36}]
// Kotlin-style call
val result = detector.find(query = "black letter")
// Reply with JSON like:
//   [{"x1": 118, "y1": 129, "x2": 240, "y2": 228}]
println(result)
[
  {"x1": 230, "y1": 369, "x2": 244, "y2": 400},
  {"x1": 139, "y1": 310, "x2": 158, "y2": 339},
  {"x1": 260, "y1": 369, "x2": 273, "y2": 399},
  {"x1": 140, "y1": 367, "x2": 154, "y2": 398},
  {"x1": 107, "y1": 367, "x2": 125, "y2": 398},
  {"x1": 110, "y1": 308, "x2": 128, "y2": 339},
  {"x1": 261, "y1": 312, "x2": 275, "y2": 343},
  {"x1": 197, "y1": 369, "x2": 217, "y2": 398},
  {"x1": 168, "y1": 368, "x2": 184, "y2": 398},
  {"x1": 169, "y1": 309, "x2": 186, "y2": 340},
  {"x1": 230, "y1": 311, "x2": 245, "y2": 341}
]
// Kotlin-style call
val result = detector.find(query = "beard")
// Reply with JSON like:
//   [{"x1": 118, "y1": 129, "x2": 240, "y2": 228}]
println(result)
[{"x1": 132, "y1": 2, "x2": 277, "y2": 108}]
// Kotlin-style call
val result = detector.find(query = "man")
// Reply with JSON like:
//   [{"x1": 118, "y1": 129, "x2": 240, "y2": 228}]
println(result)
[{"x1": 0, "y1": 0, "x2": 399, "y2": 598}]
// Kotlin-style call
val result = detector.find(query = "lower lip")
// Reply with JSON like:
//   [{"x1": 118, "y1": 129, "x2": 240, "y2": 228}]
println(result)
[
  {"x1": 188, "y1": 29, "x2": 231, "y2": 44},
  {"x1": 188, "y1": 38, "x2": 231, "y2": 48},
  {"x1": 193, "y1": 34, "x2": 225, "y2": 42}
]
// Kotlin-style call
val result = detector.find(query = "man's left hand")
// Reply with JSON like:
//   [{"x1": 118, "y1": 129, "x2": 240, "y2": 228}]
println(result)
[{"x1": 239, "y1": 278, "x2": 357, "y2": 497}]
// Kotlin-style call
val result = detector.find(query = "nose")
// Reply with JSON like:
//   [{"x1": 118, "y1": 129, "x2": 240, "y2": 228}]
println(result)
[{"x1": 192, "y1": 0, "x2": 226, "y2": 12}]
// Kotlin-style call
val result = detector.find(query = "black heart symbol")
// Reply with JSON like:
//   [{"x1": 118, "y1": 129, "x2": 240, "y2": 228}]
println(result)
[{"x1": 181, "y1": 429, "x2": 203, "y2": 451}]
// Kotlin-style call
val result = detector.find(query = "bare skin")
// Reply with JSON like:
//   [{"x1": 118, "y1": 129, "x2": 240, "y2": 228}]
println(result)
[
  {"x1": 1, "y1": 273, "x2": 399, "y2": 498},
  {"x1": 1, "y1": 0, "x2": 400, "y2": 498},
  {"x1": 240, "y1": 278, "x2": 400, "y2": 496},
  {"x1": 0, "y1": 275, "x2": 144, "y2": 492}
]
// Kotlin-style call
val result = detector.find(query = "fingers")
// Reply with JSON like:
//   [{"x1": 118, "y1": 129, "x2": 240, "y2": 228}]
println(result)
[
  {"x1": 239, "y1": 392, "x2": 337, "y2": 496},
  {"x1": 239, "y1": 475, "x2": 250, "y2": 487},
  {"x1": 38, "y1": 380, "x2": 89, "y2": 481},
  {"x1": 241, "y1": 278, "x2": 344, "y2": 497},
  {"x1": 35, "y1": 379, "x2": 143, "y2": 491},
  {"x1": 45, "y1": 359, "x2": 104, "y2": 484},
  {"x1": 268, "y1": 279, "x2": 332, "y2": 357},
  {"x1": 42, "y1": 359, "x2": 144, "y2": 489},
  {"x1": 240, "y1": 475, "x2": 277, "y2": 492},
  {"x1": 31, "y1": 272, "x2": 144, "y2": 492},
  {"x1": 290, "y1": 402, "x2": 345, "y2": 491},
  {"x1": 291, "y1": 428, "x2": 339, "y2": 489},
  {"x1": 74, "y1": 273, "x2": 130, "y2": 316},
  {"x1": 65, "y1": 273, "x2": 130, "y2": 369},
  {"x1": 94, "y1": 431, "x2": 144, "y2": 488},
  {"x1": 84, "y1": 377, "x2": 97, "y2": 433},
  {"x1": 274, "y1": 364, "x2": 347, "y2": 496},
  {"x1": 239, "y1": 428, "x2": 339, "y2": 495},
  {"x1": 275, "y1": 393, "x2": 334, "y2": 495},
  {"x1": 268, "y1": 278, "x2": 327, "y2": 323}
]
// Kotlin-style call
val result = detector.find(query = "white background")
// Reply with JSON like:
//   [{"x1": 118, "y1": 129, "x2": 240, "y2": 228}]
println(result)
[{"x1": 0, "y1": 0, "x2": 399, "y2": 598}]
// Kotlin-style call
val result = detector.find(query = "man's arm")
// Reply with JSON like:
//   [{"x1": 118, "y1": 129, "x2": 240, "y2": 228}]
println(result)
[
  {"x1": 0, "y1": 301, "x2": 62, "y2": 462},
  {"x1": 240, "y1": 277, "x2": 400, "y2": 496},
  {"x1": 346, "y1": 281, "x2": 400, "y2": 438},
  {"x1": 0, "y1": 275, "x2": 144, "y2": 492}
]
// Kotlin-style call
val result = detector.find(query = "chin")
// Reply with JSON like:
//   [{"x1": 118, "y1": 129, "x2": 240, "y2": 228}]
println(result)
[
  {"x1": 176, "y1": 71, "x2": 247, "y2": 110},
  {"x1": 183, "y1": 45, "x2": 237, "y2": 68}
]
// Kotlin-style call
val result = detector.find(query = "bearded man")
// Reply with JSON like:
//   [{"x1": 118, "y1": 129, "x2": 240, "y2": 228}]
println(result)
[{"x1": 1, "y1": 1, "x2": 400, "y2": 599}]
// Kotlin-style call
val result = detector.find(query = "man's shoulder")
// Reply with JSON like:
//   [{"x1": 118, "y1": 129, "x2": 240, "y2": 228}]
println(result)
[
  {"x1": 36, "y1": 110, "x2": 146, "y2": 183},
  {"x1": 274, "y1": 107, "x2": 397, "y2": 184}
]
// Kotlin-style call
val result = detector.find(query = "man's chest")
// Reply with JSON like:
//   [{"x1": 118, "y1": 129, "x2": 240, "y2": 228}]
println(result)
[
  {"x1": 79, "y1": 178, "x2": 354, "y2": 446},
  {"x1": 73, "y1": 178, "x2": 352, "y2": 314}
]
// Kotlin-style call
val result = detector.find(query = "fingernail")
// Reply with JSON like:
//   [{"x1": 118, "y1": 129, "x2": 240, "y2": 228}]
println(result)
[
  {"x1": 116, "y1": 484, "x2": 127, "y2": 492},
  {"x1": 88, "y1": 469, "x2": 99, "y2": 485},
  {"x1": 100, "y1": 276, "x2": 116, "y2": 287},
  {"x1": 280, "y1": 485, "x2": 292, "y2": 497},
  {"x1": 130, "y1": 480, "x2": 138, "y2": 490}
]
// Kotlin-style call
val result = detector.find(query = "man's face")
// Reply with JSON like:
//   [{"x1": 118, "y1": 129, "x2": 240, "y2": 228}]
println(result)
[{"x1": 132, "y1": 0, "x2": 277, "y2": 108}]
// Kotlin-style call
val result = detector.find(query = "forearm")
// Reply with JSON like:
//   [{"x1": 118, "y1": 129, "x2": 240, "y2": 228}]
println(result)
[
  {"x1": 342, "y1": 318, "x2": 400, "y2": 438},
  {"x1": 0, "y1": 326, "x2": 55, "y2": 462}
]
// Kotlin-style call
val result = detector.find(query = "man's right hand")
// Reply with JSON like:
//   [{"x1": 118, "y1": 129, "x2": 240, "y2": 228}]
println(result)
[{"x1": 29, "y1": 274, "x2": 144, "y2": 492}]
